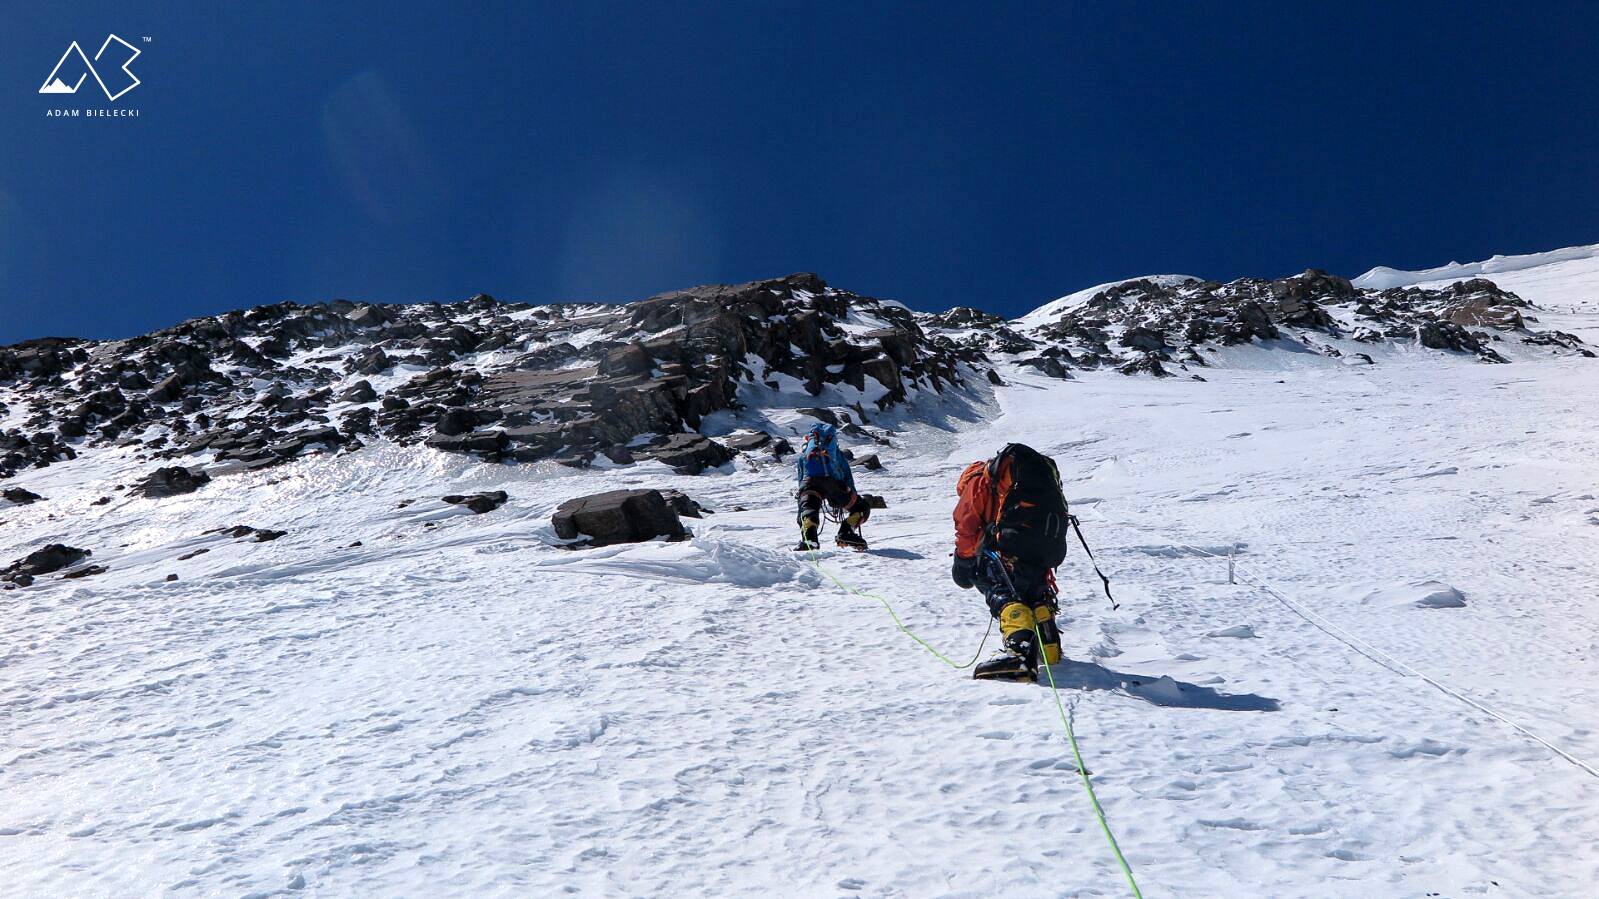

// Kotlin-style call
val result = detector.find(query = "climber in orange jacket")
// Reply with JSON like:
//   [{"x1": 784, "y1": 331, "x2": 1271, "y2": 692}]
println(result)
[{"x1": 951, "y1": 444, "x2": 1068, "y2": 681}]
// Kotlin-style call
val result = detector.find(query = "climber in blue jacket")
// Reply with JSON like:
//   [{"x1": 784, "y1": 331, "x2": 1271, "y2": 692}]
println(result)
[{"x1": 793, "y1": 422, "x2": 869, "y2": 551}]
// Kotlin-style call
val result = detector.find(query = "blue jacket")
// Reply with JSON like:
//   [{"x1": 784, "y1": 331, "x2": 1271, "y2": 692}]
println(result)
[{"x1": 795, "y1": 423, "x2": 854, "y2": 489}]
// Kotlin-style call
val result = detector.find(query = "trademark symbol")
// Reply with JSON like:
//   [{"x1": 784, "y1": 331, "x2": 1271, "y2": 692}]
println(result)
[{"x1": 142, "y1": 36, "x2": 152, "y2": 43}]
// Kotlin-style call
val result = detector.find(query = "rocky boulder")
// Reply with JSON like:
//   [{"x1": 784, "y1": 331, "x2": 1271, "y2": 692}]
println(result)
[
  {"x1": 443, "y1": 490, "x2": 509, "y2": 514},
  {"x1": 551, "y1": 489, "x2": 689, "y2": 547},
  {"x1": 209, "y1": 525, "x2": 288, "y2": 542},
  {"x1": 633, "y1": 433, "x2": 734, "y2": 474},
  {"x1": 723, "y1": 431, "x2": 772, "y2": 452},
  {"x1": 339, "y1": 380, "x2": 378, "y2": 403},
  {"x1": 136, "y1": 466, "x2": 212, "y2": 498},
  {"x1": 3, "y1": 544, "x2": 91, "y2": 585}
]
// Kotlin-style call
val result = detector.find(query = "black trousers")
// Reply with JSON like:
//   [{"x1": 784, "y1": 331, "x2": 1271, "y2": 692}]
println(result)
[
  {"x1": 796, "y1": 476, "x2": 859, "y2": 520},
  {"x1": 972, "y1": 552, "x2": 1055, "y2": 618}
]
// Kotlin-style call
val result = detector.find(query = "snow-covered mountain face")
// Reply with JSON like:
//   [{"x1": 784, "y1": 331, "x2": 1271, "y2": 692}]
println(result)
[
  {"x1": 3, "y1": 249, "x2": 1599, "y2": 895},
  {"x1": 3, "y1": 262, "x2": 1589, "y2": 488},
  {"x1": 927, "y1": 268, "x2": 1590, "y2": 380},
  {"x1": 0, "y1": 274, "x2": 972, "y2": 483},
  {"x1": 1356, "y1": 243, "x2": 1599, "y2": 346},
  {"x1": 1355, "y1": 242, "x2": 1599, "y2": 294}
]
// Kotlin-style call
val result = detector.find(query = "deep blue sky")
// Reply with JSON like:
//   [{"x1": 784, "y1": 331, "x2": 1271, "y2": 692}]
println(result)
[{"x1": 3, "y1": 2, "x2": 1597, "y2": 344}]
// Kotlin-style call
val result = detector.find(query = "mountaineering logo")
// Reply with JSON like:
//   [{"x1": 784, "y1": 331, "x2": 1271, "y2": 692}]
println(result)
[{"x1": 39, "y1": 34, "x2": 141, "y2": 102}]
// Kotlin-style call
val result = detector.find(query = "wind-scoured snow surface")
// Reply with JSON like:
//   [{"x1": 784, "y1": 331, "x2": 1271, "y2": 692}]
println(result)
[{"x1": 4, "y1": 304, "x2": 1599, "y2": 897}]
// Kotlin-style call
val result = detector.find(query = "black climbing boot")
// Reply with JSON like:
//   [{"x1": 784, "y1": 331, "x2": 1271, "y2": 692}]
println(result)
[
  {"x1": 973, "y1": 652, "x2": 1037, "y2": 682},
  {"x1": 974, "y1": 615, "x2": 1038, "y2": 682},
  {"x1": 835, "y1": 511, "x2": 868, "y2": 551}
]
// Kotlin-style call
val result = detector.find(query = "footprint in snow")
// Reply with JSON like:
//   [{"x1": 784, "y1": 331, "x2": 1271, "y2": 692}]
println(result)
[
  {"x1": 1198, "y1": 817, "x2": 1265, "y2": 831},
  {"x1": 1206, "y1": 624, "x2": 1257, "y2": 638},
  {"x1": 1090, "y1": 639, "x2": 1123, "y2": 658},
  {"x1": 1408, "y1": 466, "x2": 1459, "y2": 479},
  {"x1": 1387, "y1": 738, "x2": 1458, "y2": 759}
]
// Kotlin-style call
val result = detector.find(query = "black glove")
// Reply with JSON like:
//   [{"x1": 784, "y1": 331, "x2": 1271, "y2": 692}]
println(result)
[{"x1": 951, "y1": 554, "x2": 977, "y2": 590}]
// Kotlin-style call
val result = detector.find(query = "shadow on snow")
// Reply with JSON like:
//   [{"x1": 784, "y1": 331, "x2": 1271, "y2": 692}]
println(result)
[
  {"x1": 866, "y1": 547, "x2": 925, "y2": 560},
  {"x1": 1046, "y1": 659, "x2": 1280, "y2": 711}
]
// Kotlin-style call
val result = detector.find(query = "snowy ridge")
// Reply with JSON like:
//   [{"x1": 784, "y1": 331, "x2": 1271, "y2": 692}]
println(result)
[
  {"x1": 0, "y1": 274, "x2": 972, "y2": 483},
  {"x1": 941, "y1": 267, "x2": 1591, "y2": 381},
  {"x1": 1354, "y1": 243, "x2": 1599, "y2": 340},
  {"x1": 1354, "y1": 242, "x2": 1599, "y2": 290}
]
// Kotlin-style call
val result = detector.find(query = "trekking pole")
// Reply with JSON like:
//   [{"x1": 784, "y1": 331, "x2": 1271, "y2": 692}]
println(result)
[{"x1": 1067, "y1": 515, "x2": 1118, "y2": 611}]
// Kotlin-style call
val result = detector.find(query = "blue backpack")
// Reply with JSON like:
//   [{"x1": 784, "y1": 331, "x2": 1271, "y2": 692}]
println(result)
[{"x1": 797, "y1": 423, "x2": 852, "y2": 486}]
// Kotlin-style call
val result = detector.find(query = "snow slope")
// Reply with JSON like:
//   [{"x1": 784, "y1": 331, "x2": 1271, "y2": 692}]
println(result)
[
  {"x1": 1354, "y1": 243, "x2": 1599, "y2": 293},
  {"x1": 1356, "y1": 243, "x2": 1599, "y2": 326},
  {"x1": 4, "y1": 313, "x2": 1599, "y2": 896}
]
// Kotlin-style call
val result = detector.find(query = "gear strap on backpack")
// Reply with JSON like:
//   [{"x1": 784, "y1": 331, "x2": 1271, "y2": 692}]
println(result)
[
  {"x1": 984, "y1": 443, "x2": 1119, "y2": 611},
  {"x1": 984, "y1": 443, "x2": 1070, "y2": 569}
]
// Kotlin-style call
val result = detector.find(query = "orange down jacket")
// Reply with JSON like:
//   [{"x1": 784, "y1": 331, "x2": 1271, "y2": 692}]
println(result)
[{"x1": 953, "y1": 459, "x2": 1005, "y2": 559}]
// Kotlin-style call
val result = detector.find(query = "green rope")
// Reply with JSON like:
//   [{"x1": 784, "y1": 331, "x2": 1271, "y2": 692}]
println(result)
[
  {"x1": 808, "y1": 548, "x2": 991, "y2": 669},
  {"x1": 805, "y1": 541, "x2": 1143, "y2": 898},
  {"x1": 1032, "y1": 616, "x2": 1144, "y2": 898},
  {"x1": 985, "y1": 551, "x2": 1143, "y2": 898}
]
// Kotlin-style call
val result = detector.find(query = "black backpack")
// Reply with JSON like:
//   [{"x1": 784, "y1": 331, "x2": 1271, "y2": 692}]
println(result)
[{"x1": 987, "y1": 443, "x2": 1070, "y2": 568}]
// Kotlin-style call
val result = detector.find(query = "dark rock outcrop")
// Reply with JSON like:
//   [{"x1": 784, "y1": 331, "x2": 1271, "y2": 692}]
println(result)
[
  {"x1": 442, "y1": 490, "x2": 509, "y2": 514},
  {"x1": 551, "y1": 489, "x2": 689, "y2": 547},
  {"x1": 1417, "y1": 320, "x2": 1507, "y2": 362},
  {"x1": 950, "y1": 268, "x2": 1578, "y2": 372},
  {"x1": 633, "y1": 433, "x2": 734, "y2": 474},
  {"x1": 210, "y1": 525, "x2": 288, "y2": 542},
  {"x1": 3, "y1": 544, "x2": 91, "y2": 584},
  {"x1": 136, "y1": 466, "x2": 211, "y2": 498}
]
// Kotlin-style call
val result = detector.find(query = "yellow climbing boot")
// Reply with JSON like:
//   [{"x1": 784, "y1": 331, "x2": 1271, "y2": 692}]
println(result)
[{"x1": 1032, "y1": 603, "x2": 1062, "y2": 666}]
